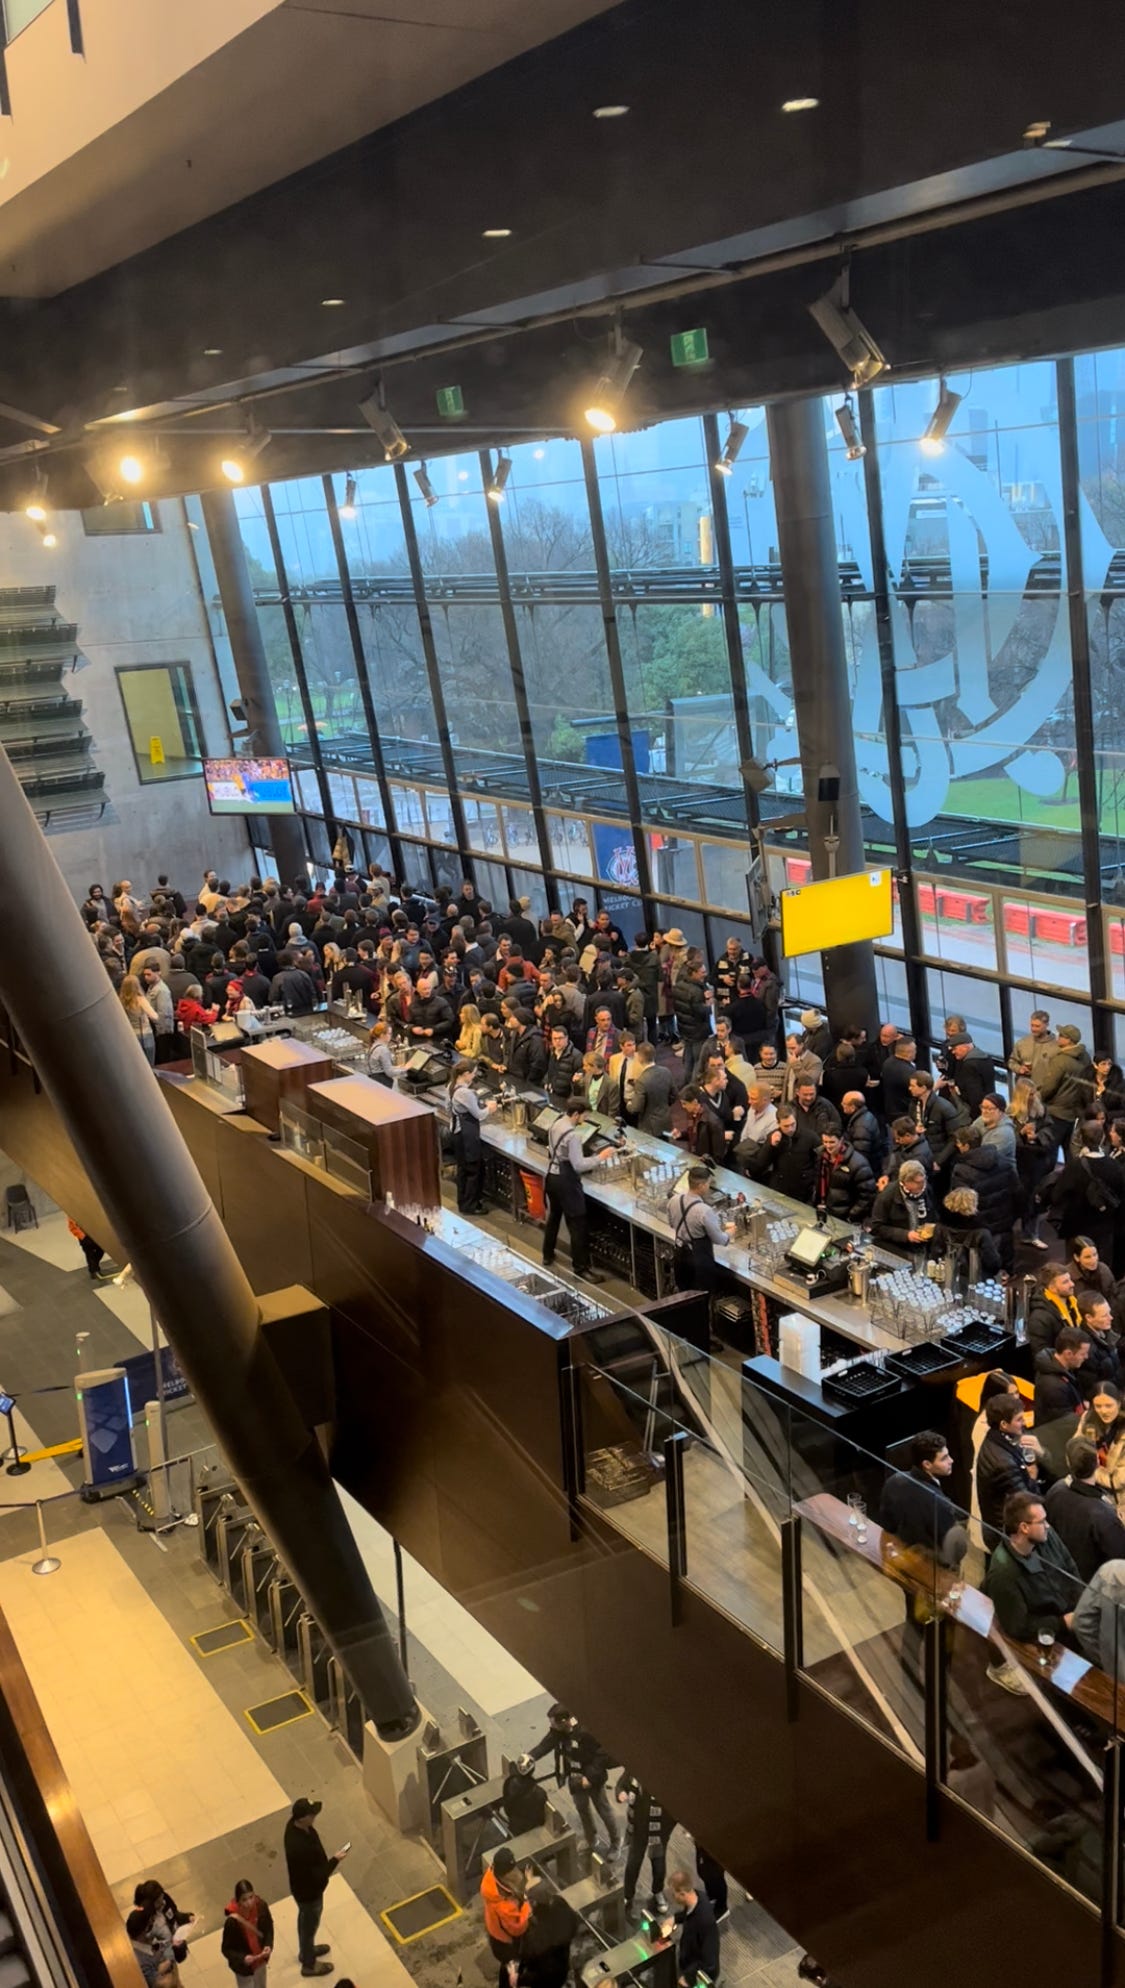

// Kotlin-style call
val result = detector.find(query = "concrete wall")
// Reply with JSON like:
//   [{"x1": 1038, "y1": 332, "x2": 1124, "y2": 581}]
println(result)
[{"x1": 0, "y1": 502, "x2": 252, "y2": 902}]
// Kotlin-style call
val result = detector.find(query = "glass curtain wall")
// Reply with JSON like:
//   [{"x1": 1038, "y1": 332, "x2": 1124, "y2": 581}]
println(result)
[{"x1": 219, "y1": 342, "x2": 1125, "y2": 1060}]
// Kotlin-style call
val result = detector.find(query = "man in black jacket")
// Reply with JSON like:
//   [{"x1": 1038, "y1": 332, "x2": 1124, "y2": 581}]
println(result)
[
  {"x1": 943, "y1": 1034, "x2": 997, "y2": 1118},
  {"x1": 950, "y1": 1126, "x2": 1018, "y2": 1268},
  {"x1": 1045, "y1": 1437, "x2": 1125, "y2": 1581},
  {"x1": 667, "y1": 1870, "x2": 720, "y2": 1985},
  {"x1": 404, "y1": 973, "x2": 455, "y2": 1045},
  {"x1": 793, "y1": 1080, "x2": 841, "y2": 1142},
  {"x1": 530, "y1": 1706, "x2": 618, "y2": 1852},
  {"x1": 673, "y1": 965, "x2": 712, "y2": 1080},
  {"x1": 908, "y1": 1071, "x2": 963, "y2": 1175},
  {"x1": 502, "y1": 1754, "x2": 548, "y2": 1836},
  {"x1": 842, "y1": 1091, "x2": 884, "y2": 1171},
  {"x1": 745, "y1": 1106, "x2": 816, "y2": 1204},
  {"x1": 879, "y1": 1431, "x2": 967, "y2": 1563},
  {"x1": 975, "y1": 1394, "x2": 1042, "y2": 1545},
  {"x1": 880, "y1": 1038, "x2": 917, "y2": 1123},
  {"x1": 1075, "y1": 1293, "x2": 1122, "y2": 1392},
  {"x1": 1033, "y1": 1327, "x2": 1089, "y2": 1428},
  {"x1": 545, "y1": 1024, "x2": 584, "y2": 1106},
  {"x1": 505, "y1": 1008, "x2": 548, "y2": 1086},
  {"x1": 870, "y1": 1162, "x2": 935, "y2": 1253},
  {"x1": 269, "y1": 952, "x2": 318, "y2": 1017},
  {"x1": 283, "y1": 1798, "x2": 347, "y2": 1976},
  {"x1": 813, "y1": 1131, "x2": 875, "y2": 1221}
]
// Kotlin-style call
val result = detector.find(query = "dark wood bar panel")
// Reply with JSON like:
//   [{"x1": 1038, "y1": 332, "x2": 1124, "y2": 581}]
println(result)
[
  {"x1": 240, "y1": 1037, "x2": 336, "y2": 1135},
  {"x1": 305, "y1": 1073, "x2": 441, "y2": 1208}
]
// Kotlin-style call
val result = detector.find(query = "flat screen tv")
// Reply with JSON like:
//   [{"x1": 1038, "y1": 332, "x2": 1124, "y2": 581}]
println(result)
[{"x1": 204, "y1": 756, "x2": 295, "y2": 815}]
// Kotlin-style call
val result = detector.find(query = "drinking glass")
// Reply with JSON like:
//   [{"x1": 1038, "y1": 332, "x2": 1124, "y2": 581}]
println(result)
[
  {"x1": 847, "y1": 1493, "x2": 863, "y2": 1529},
  {"x1": 1037, "y1": 1628, "x2": 1055, "y2": 1666}
]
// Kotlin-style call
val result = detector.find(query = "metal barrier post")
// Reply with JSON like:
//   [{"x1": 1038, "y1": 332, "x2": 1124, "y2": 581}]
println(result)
[
  {"x1": 31, "y1": 1502, "x2": 60, "y2": 1576},
  {"x1": 663, "y1": 1430, "x2": 689, "y2": 1627}
]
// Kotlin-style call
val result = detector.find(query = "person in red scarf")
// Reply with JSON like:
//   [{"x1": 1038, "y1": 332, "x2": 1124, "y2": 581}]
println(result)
[{"x1": 222, "y1": 1881, "x2": 273, "y2": 1986}]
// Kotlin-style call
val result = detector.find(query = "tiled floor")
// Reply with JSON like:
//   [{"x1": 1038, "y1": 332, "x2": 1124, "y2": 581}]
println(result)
[
  {"x1": 186, "y1": 1878, "x2": 417, "y2": 1988},
  {"x1": 0, "y1": 1528, "x2": 288, "y2": 1880},
  {"x1": 0, "y1": 1402, "x2": 76, "y2": 1505},
  {"x1": 94, "y1": 1277, "x2": 158, "y2": 1349}
]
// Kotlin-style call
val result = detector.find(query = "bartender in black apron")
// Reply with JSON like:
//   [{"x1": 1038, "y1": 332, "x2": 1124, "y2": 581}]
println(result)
[
  {"x1": 450, "y1": 1064, "x2": 496, "y2": 1215},
  {"x1": 542, "y1": 1099, "x2": 608, "y2": 1285},
  {"x1": 667, "y1": 1164, "x2": 736, "y2": 1294}
]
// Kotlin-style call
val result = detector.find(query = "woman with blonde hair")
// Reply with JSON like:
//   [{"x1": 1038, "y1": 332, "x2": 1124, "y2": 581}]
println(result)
[
  {"x1": 1009, "y1": 1075, "x2": 1055, "y2": 1246},
  {"x1": 119, "y1": 974, "x2": 159, "y2": 1064},
  {"x1": 455, "y1": 1002, "x2": 483, "y2": 1059}
]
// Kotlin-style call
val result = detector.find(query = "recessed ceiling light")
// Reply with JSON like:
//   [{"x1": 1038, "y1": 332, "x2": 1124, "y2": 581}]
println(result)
[
  {"x1": 203, "y1": 346, "x2": 223, "y2": 356},
  {"x1": 321, "y1": 297, "x2": 346, "y2": 308},
  {"x1": 593, "y1": 104, "x2": 629, "y2": 119},
  {"x1": 112, "y1": 384, "x2": 130, "y2": 394},
  {"x1": 781, "y1": 97, "x2": 819, "y2": 112},
  {"x1": 482, "y1": 228, "x2": 512, "y2": 239}
]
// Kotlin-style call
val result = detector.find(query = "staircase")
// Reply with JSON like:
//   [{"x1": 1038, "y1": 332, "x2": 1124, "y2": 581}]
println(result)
[{"x1": 0, "y1": 587, "x2": 107, "y2": 829}]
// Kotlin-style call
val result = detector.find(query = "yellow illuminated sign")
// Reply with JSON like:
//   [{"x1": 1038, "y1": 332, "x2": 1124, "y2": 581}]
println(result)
[{"x1": 779, "y1": 867, "x2": 894, "y2": 958}]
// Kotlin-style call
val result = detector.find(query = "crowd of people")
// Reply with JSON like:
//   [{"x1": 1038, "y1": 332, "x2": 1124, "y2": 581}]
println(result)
[
  {"x1": 483, "y1": 1705, "x2": 731, "y2": 1988},
  {"x1": 83, "y1": 869, "x2": 1125, "y2": 1297}
]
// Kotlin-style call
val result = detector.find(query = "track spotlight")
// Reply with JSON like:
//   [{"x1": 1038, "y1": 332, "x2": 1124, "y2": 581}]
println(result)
[
  {"x1": 358, "y1": 387, "x2": 410, "y2": 460},
  {"x1": 919, "y1": 378, "x2": 963, "y2": 456},
  {"x1": 486, "y1": 455, "x2": 512, "y2": 504},
  {"x1": 24, "y1": 467, "x2": 50, "y2": 523},
  {"x1": 809, "y1": 273, "x2": 889, "y2": 388},
  {"x1": 219, "y1": 425, "x2": 271, "y2": 485},
  {"x1": 339, "y1": 473, "x2": 358, "y2": 520},
  {"x1": 715, "y1": 418, "x2": 749, "y2": 476},
  {"x1": 88, "y1": 438, "x2": 167, "y2": 502},
  {"x1": 584, "y1": 330, "x2": 644, "y2": 433},
  {"x1": 37, "y1": 523, "x2": 57, "y2": 550},
  {"x1": 413, "y1": 463, "x2": 439, "y2": 508},
  {"x1": 119, "y1": 452, "x2": 146, "y2": 486},
  {"x1": 834, "y1": 395, "x2": 865, "y2": 460}
]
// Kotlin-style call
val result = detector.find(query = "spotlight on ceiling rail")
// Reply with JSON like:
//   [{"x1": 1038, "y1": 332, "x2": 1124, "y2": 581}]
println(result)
[
  {"x1": 809, "y1": 272, "x2": 889, "y2": 388},
  {"x1": 413, "y1": 463, "x2": 439, "y2": 508},
  {"x1": 584, "y1": 327, "x2": 644, "y2": 434},
  {"x1": 919, "y1": 378, "x2": 964, "y2": 455},
  {"x1": 834, "y1": 395, "x2": 865, "y2": 461},
  {"x1": 358, "y1": 385, "x2": 409, "y2": 461},
  {"x1": 715, "y1": 418, "x2": 749, "y2": 476},
  {"x1": 486, "y1": 455, "x2": 512, "y2": 504}
]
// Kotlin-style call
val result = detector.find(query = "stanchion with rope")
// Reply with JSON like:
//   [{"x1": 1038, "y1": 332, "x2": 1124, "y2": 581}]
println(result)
[{"x1": 31, "y1": 1501, "x2": 60, "y2": 1577}]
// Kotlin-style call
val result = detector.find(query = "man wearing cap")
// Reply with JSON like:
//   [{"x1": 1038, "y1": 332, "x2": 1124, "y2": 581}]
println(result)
[
  {"x1": 1040, "y1": 1025, "x2": 1093, "y2": 1153},
  {"x1": 941, "y1": 1033, "x2": 997, "y2": 1120},
  {"x1": 800, "y1": 1009, "x2": 832, "y2": 1064},
  {"x1": 283, "y1": 1799, "x2": 348, "y2": 1976},
  {"x1": 502, "y1": 1755, "x2": 548, "y2": 1836}
]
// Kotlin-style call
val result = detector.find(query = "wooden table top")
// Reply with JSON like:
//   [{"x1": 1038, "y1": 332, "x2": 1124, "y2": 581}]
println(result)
[{"x1": 797, "y1": 1491, "x2": 1122, "y2": 1729}]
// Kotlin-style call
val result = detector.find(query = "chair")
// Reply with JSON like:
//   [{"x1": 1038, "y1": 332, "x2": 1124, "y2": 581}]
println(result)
[{"x1": 4, "y1": 1185, "x2": 38, "y2": 1232}]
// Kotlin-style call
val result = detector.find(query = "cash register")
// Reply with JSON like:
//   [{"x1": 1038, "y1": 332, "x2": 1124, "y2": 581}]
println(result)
[{"x1": 778, "y1": 1223, "x2": 851, "y2": 1299}]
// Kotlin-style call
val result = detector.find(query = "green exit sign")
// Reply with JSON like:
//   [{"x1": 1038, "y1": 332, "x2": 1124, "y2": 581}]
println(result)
[
  {"x1": 435, "y1": 384, "x2": 465, "y2": 419},
  {"x1": 670, "y1": 328, "x2": 710, "y2": 368}
]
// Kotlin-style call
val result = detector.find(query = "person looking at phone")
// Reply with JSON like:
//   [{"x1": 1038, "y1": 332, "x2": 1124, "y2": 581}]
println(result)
[{"x1": 283, "y1": 1798, "x2": 349, "y2": 1977}]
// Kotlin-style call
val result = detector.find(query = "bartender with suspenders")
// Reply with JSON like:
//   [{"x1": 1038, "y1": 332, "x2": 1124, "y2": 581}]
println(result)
[
  {"x1": 667, "y1": 1163, "x2": 736, "y2": 1295},
  {"x1": 541, "y1": 1098, "x2": 618, "y2": 1285},
  {"x1": 449, "y1": 1062, "x2": 497, "y2": 1215}
]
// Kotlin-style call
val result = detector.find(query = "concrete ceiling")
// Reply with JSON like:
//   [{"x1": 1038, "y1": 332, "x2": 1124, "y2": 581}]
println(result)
[
  {"x1": 1, "y1": 0, "x2": 1125, "y2": 508},
  {"x1": 0, "y1": 0, "x2": 617, "y2": 296}
]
